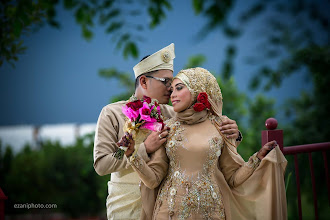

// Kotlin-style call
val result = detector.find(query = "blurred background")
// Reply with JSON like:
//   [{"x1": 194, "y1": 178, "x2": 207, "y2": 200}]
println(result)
[{"x1": 0, "y1": 0, "x2": 329, "y2": 219}]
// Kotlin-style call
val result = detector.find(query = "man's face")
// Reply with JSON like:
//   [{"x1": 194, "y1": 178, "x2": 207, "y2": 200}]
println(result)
[{"x1": 146, "y1": 69, "x2": 173, "y2": 104}]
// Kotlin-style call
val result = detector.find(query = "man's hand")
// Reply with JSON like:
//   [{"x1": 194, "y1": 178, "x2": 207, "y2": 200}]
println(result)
[
  {"x1": 144, "y1": 126, "x2": 170, "y2": 154},
  {"x1": 257, "y1": 140, "x2": 277, "y2": 160},
  {"x1": 220, "y1": 116, "x2": 239, "y2": 140},
  {"x1": 117, "y1": 133, "x2": 135, "y2": 157}
]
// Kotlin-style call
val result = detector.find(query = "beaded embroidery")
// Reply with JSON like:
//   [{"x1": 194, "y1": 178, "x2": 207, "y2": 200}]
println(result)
[{"x1": 156, "y1": 116, "x2": 226, "y2": 220}]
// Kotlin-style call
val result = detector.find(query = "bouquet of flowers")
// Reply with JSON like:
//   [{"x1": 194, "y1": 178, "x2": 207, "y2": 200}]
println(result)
[{"x1": 113, "y1": 96, "x2": 164, "y2": 159}]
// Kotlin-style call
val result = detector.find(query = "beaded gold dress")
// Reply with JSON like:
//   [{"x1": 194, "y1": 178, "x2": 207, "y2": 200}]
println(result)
[
  {"x1": 153, "y1": 115, "x2": 259, "y2": 219},
  {"x1": 130, "y1": 68, "x2": 287, "y2": 220}
]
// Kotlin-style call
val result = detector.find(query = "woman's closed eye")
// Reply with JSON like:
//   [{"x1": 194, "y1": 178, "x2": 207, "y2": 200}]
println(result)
[{"x1": 175, "y1": 86, "x2": 183, "y2": 91}]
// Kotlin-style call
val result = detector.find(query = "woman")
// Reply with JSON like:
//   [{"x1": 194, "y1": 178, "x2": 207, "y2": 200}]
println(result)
[{"x1": 125, "y1": 67, "x2": 287, "y2": 220}]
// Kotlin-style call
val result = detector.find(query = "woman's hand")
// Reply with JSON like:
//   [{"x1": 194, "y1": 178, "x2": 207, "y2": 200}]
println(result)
[
  {"x1": 117, "y1": 132, "x2": 135, "y2": 157},
  {"x1": 257, "y1": 140, "x2": 277, "y2": 160}
]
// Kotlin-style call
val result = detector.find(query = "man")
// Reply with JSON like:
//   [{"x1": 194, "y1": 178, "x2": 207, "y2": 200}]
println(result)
[{"x1": 93, "y1": 43, "x2": 240, "y2": 219}]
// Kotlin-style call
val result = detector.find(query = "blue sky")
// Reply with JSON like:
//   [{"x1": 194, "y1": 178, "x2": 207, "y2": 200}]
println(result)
[{"x1": 0, "y1": 0, "x2": 311, "y2": 126}]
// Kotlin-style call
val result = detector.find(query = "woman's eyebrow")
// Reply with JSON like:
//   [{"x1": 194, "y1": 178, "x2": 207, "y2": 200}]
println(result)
[{"x1": 174, "y1": 83, "x2": 185, "y2": 87}]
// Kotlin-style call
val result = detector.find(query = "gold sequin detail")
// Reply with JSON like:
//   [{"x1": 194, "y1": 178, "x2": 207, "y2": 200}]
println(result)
[{"x1": 155, "y1": 116, "x2": 226, "y2": 220}]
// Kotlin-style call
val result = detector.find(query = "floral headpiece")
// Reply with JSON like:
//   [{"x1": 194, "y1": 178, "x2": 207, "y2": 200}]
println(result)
[{"x1": 193, "y1": 92, "x2": 211, "y2": 112}]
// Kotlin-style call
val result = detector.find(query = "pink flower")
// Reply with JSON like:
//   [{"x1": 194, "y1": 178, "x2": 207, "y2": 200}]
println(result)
[
  {"x1": 141, "y1": 122, "x2": 163, "y2": 132},
  {"x1": 156, "y1": 105, "x2": 161, "y2": 114},
  {"x1": 122, "y1": 105, "x2": 139, "y2": 120},
  {"x1": 139, "y1": 103, "x2": 157, "y2": 122}
]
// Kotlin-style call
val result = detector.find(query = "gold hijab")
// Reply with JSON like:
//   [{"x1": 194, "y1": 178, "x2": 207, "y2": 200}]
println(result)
[{"x1": 174, "y1": 67, "x2": 223, "y2": 125}]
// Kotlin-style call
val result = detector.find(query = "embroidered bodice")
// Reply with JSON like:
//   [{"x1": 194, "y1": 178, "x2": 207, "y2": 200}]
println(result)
[{"x1": 154, "y1": 116, "x2": 226, "y2": 219}]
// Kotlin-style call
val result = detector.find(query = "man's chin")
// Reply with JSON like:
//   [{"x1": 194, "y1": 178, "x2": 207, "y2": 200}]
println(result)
[{"x1": 159, "y1": 98, "x2": 170, "y2": 105}]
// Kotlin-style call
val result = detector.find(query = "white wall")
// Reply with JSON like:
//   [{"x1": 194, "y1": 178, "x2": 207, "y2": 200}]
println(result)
[{"x1": 0, "y1": 123, "x2": 96, "y2": 153}]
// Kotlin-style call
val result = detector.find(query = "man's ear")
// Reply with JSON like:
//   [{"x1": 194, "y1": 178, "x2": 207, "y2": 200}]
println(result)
[{"x1": 139, "y1": 76, "x2": 148, "y2": 89}]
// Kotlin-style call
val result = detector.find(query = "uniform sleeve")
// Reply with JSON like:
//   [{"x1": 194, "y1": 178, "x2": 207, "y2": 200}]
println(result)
[
  {"x1": 218, "y1": 140, "x2": 260, "y2": 188},
  {"x1": 129, "y1": 145, "x2": 169, "y2": 189},
  {"x1": 93, "y1": 107, "x2": 150, "y2": 176}
]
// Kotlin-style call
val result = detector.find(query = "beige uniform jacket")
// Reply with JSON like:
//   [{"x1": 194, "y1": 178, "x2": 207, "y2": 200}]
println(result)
[{"x1": 93, "y1": 100, "x2": 175, "y2": 219}]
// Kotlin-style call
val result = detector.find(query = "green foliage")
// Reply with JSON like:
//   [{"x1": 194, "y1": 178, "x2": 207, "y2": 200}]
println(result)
[
  {"x1": 1, "y1": 0, "x2": 174, "y2": 67},
  {"x1": 184, "y1": 54, "x2": 207, "y2": 69},
  {"x1": 148, "y1": 0, "x2": 172, "y2": 28},
  {"x1": 244, "y1": 1, "x2": 330, "y2": 92},
  {"x1": 192, "y1": 0, "x2": 204, "y2": 15},
  {"x1": 194, "y1": 0, "x2": 241, "y2": 39},
  {"x1": 0, "y1": 0, "x2": 46, "y2": 67},
  {"x1": 0, "y1": 134, "x2": 109, "y2": 218},
  {"x1": 229, "y1": 1, "x2": 330, "y2": 218},
  {"x1": 98, "y1": 67, "x2": 135, "y2": 102}
]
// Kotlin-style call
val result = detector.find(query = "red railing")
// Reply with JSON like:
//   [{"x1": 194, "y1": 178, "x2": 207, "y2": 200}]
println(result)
[{"x1": 262, "y1": 118, "x2": 330, "y2": 220}]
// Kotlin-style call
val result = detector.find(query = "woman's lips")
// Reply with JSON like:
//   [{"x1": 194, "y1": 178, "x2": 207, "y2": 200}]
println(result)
[{"x1": 172, "y1": 100, "x2": 179, "y2": 105}]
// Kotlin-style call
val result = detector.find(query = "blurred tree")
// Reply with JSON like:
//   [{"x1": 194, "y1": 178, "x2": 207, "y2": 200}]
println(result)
[
  {"x1": 98, "y1": 67, "x2": 134, "y2": 103},
  {"x1": 1, "y1": 133, "x2": 109, "y2": 218},
  {"x1": 1, "y1": 0, "x2": 173, "y2": 67}
]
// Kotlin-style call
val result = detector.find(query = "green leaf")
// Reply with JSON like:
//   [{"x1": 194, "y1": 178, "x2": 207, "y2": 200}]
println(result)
[
  {"x1": 163, "y1": 0, "x2": 172, "y2": 10},
  {"x1": 116, "y1": 33, "x2": 130, "y2": 49},
  {"x1": 82, "y1": 26, "x2": 93, "y2": 40},
  {"x1": 184, "y1": 54, "x2": 206, "y2": 68},
  {"x1": 102, "y1": 0, "x2": 115, "y2": 9},
  {"x1": 192, "y1": 0, "x2": 203, "y2": 14},
  {"x1": 239, "y1": 3, "x2": 265, "y2": 23},
  {"x1": 100, "y1": 9, "x2": 120, "y2": 25},
  {"x1": 129, "y1": 42, "x2": 138, "y2": 58},
  {"x1": 223, "y1": 25, "x2": 241, "y2": 38},
  {"x1": 13, "y1": 20, "x2": 22, "y2": 38},
  {"x1": 105, "y1": 22, "x2": 123, "y2": 33},
  {"x1": 75, "y1": 6, "x2": 86, "y2": 24},
  {"x1": 249, "y1": 75, "x2": 261, "y2": 90},
  {"x1": 123, "y1": 42, "x2": 138, "y2": 59},
  {"x1": 63, "y1": 0, "x2": 78, "y2": 9}
]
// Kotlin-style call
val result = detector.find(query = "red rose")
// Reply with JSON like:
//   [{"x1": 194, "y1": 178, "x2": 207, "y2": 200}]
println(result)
[
  {"x1": 193, "y1": 103, "x2": 206, "y2": 112},
  {"x1": 141, "y1": 108, "x2": 151, "y2": 115},
  {"x1": 197, "y1": 92, "x2": 208, "y2": 105},
  {"x1": 157, "y1": 117, "x2": 163, "y2": 123},
  {"x1": 127, "y1": 100, "x2": 143, "y2": 111},
  {"x1": 143, "y1": 96, "x2": 152, "y2": 104}
]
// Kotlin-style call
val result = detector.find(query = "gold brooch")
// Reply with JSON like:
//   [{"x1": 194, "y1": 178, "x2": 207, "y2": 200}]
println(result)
[{"x1": 161, "y1": 50, "x2": 171, "y2": 63}]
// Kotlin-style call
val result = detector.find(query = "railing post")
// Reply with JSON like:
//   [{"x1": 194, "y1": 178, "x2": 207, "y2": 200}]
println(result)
[
  {"x1": 261, "y1": 118, "x2": 283, "y2": 152},
  {"x1": 0, "y1": 187, "x2": 8, "y2": 220}
]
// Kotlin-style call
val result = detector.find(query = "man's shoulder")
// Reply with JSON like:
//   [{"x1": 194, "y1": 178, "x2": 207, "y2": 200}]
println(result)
[
  {"x1": 99, "y1": 101, "x2": 128, "y2": 118},
  {"x1": 102, "y1": 100, "x2": 127, "y2": 111}
]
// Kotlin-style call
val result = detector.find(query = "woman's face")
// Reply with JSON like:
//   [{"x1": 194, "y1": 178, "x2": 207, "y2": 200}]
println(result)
[{"x1": 170, "y1": 78, "x2": 192, "y2": 112}]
